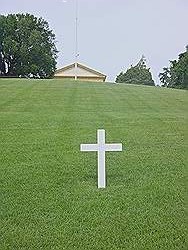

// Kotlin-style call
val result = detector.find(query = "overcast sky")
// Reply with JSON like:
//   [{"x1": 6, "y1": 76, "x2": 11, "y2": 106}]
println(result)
[{"x1": 1, "y1": 0, "x2": 188, "y2": 83}]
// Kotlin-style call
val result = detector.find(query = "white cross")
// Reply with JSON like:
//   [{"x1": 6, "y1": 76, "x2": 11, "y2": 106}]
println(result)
[{"x1": 80, "y1": 129, "x2": 122, "y2": 188}]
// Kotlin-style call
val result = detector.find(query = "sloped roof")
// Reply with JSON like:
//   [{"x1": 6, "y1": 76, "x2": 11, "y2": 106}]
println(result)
[{"x1": 55, "y1": 62, "x2": 106, "y2": 78}]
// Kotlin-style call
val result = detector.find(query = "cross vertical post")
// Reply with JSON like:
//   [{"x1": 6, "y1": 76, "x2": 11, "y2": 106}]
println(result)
[{"x1": 97, "y1": 129, "x2": 106, "y2": 188}]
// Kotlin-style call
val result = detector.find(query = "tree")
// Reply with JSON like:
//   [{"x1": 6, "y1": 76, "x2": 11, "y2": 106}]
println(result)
[
  {"x1": 159, "y1": 46, "x2": 188, "y2": 89},
  {"x1": 0, "y1": 15, "x2": 6, "y2": 75},
  {"x1": 0, "y1": 13, "x2": 58, "y2": 78},
  {"x1": 115, "y1": 55, "x2": 155, "y2": 86},
  {"x1": 159, "y1": 67, "x2": 170, "y2": 87}
]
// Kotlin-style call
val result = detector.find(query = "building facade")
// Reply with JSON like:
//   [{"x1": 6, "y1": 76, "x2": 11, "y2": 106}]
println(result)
[{"x1": 54, "y1": 63, "x2": 106, "y2": 82}]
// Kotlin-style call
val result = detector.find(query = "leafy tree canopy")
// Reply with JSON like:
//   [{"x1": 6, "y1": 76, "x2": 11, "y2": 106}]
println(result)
[
  {"x1": 0, "y1": 13, "x2": 58, "y2": 78},
  {"x1": 159, "y1": 46, "x2": 188, "y2": 89},
  {"x1": 115, "y1": 55, "x2": 155, "y2": 86}
]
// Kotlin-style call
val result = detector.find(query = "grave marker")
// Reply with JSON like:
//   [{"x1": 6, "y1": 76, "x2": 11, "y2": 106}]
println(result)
[{"x1": 80, "y1": 129, "x2": 123, "y2": 188}]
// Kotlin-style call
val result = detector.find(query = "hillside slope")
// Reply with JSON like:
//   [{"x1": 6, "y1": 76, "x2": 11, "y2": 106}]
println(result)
[{"x1": 0, "y1": 79, "x2": 187, "y2": 250}]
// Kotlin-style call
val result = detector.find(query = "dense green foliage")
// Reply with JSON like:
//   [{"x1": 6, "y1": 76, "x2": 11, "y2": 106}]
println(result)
[
  {"x1": 116, "y1": 56, "x2": 155, "y2": 86},
  {"x1": 159, "y1": 46, "x2": 188, "y2": 89},
  {"x1": 0, "y1": 79, "x2": 187, "y2": 250},
  {"x1": 0, "y1": 13, "x2": 58, "y2": 78}
]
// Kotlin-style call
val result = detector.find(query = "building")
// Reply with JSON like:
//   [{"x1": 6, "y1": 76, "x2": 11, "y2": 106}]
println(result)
[{"x1": 54, "y1": 62, "x2": 106, "y2": 82}]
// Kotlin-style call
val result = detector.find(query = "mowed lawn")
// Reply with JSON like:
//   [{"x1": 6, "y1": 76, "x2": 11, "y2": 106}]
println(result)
[{"x1": 0, "y1": 79, "x2": 187, "y2": 250}]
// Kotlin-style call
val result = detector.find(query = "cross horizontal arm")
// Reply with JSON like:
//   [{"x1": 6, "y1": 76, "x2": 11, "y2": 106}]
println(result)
[
  {"x1": 105, "y1": 143, "x2": 122, "y2": 151},
  {"x1": 80, "y1": 144, "x2": 98, "y2": 152}
]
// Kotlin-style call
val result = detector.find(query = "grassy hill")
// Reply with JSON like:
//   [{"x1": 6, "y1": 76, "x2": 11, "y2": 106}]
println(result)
[{"x1": 0, "y1": 78, "x2": 187, "y2": 250}]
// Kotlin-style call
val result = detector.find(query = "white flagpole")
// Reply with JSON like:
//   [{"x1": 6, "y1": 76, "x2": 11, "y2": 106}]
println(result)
[{"x1": 75, "y1": 0, "x2": 78, "y2": 80}]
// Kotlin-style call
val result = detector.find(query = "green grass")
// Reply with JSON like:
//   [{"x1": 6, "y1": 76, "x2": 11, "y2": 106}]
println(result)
[{"x1": 0, "y1": 78, "x2": 187, "y2": 250}]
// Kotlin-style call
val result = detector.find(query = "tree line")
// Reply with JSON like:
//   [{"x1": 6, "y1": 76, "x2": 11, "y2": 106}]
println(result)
[
  {"x1": 116, "y1": 46, "x2": 188, "y2": 90},
  {"x1": 0, "y1": 13, "x2": 187, "y2": 89}
]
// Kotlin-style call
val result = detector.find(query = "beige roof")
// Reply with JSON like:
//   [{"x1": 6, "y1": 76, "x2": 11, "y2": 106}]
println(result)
[{"x1": 55, "y1": 62, "x2": 106, "y2": 79}]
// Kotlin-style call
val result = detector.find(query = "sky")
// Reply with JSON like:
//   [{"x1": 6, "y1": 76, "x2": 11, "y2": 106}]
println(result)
[{"x1": 1, "y1": 0, "x2": 188, "y2": 83}]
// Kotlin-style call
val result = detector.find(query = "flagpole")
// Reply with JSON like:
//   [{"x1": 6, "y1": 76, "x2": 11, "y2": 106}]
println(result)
[{"x1": 75, "y1": 0, "x2": 78, "y2": 80}]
